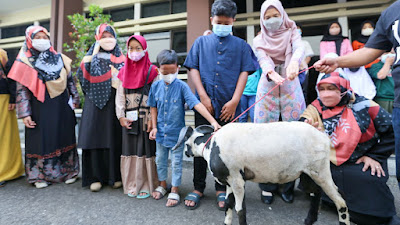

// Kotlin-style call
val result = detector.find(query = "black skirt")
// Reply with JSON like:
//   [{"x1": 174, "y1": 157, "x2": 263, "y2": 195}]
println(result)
[
  {"x1": 25, "y1": 89, "x2": 79, "y2": 183},
  {"x1": 78, "y1": 89, "x2": 122, "y2": 187}
]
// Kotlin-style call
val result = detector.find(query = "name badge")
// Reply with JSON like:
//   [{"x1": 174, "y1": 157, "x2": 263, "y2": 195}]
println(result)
[{"x1": 126, "y1": 110, "x2": 138, "y2": 121}]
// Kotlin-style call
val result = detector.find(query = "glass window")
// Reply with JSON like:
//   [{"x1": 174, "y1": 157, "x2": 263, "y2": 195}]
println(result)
[
  {"x1": 1, "y1": 23, "x2": 31, "y2": 39},
  {"x1": 109, "y1": 7, "x2": 134, "y2": 22},
  {"x1": 142, "y1": 2, "x2": 170, "y2": 18},
  {"x1": 172, "y1": 30, "x2": 187, "y2": 53},
  {"x1": 233, "y1": 27, "x2": 246, "y2": 41},
  {"x1": 40, "y1": 21, "x2": 50, "y2": 32},
  {"x1": 233, "y1": 0, "x2": 246, "y2": 14},
  {"x1": 254, "y1": 0, "x2": 336, "y2": 11},
  {"x1": 172, "y1": 0, "x2": 186, "y2": 14}
]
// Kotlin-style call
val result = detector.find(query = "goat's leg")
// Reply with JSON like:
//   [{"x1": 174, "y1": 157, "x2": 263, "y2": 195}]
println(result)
[
  {"x1": 224, "y1": 185, "x2": 234, "y2": 225},
  {"x1": 300, "y1": 173, "x2": 322, "y2": 225},
  {"x1": 230, "y1": 177, "x2": 247, "y2": 225},
  {"x1": 309, "y1": 168, "x2": 350, "y2": 225}
]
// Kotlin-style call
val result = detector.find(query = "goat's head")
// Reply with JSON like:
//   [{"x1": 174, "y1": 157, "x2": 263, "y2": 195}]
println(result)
[{"x1": 172, "y1": 125, "x2": 215, "y2": 157}]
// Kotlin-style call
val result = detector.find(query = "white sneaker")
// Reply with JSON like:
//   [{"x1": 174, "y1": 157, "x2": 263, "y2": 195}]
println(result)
[
  {"x1": 112, "y1": 181, "x2": 122, "y2": 189},
  {"x1": 90, "y1": 182, "x2": 102, "y2": 192},
  {"x1": 65, "y1": 177, "x2": 77, "y2": 184},
  {"x1": 34, "y1": 182, "x2": 48, "y2": 189}
]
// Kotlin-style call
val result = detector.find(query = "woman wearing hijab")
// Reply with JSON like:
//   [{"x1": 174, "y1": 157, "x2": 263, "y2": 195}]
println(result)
[
  {"x1": 253, "y1": 0, "x2": 305, "y2": 204},
  {"x1": 116, "y1": 35, "x2": 159, "y2": 199},
  {"x1": 352, "y1": 20, "x2": 380, "y2": 69},
  {"x1": 320, "y1": 22, "x2": 353, "y2": 59},
  {"x1": 0, "y1": 48, "x2": 24, "y2": 187},
  {"x1": 300, "y1": 72, "x2": 399, "y2": 225},
  {"x1": 8, "y1": 26, "x2": 80, "y2": 189},
  {"x1": 77, "y1": 24, "x2": 125, "y2": 192}
]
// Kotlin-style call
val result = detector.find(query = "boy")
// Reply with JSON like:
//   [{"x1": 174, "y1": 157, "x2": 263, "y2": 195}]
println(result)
[
  {"x1": 183, "y1": 0, "x2": 256, "y2": 210},
  {"x1": 148, "y1": 50, "x2": 220, "y2": 207}
]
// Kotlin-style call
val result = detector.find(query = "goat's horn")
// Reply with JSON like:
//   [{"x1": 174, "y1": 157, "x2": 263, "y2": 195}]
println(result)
[{"x1": 172, "y1": 126, "x2": 193, "y2": 150}]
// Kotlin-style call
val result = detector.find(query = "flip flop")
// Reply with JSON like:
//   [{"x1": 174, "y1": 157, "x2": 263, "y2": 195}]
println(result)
[
  {"x1": 184, "y1": 192, "x2": 203, "y2": 210},
  {"x1": 127, "y1": 192, "x2": 137, "y2": 198},
  {"x1": 167, "y1": 193, "x2": 180, "y2": 207},
  {"x1": 154, "y1": 186, "x2": 167, "y2": 200},
  {"x1": 137, "y1": 190, "x2": 151, "y2": 199},
  {"x1": 216, "y1": 192, "x2": 226, "y2": 211}
]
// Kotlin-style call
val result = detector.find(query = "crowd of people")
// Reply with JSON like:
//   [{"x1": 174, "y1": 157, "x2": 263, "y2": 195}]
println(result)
[{"x1": 0, "y1": 0, "x2": 399, "y2": 224}]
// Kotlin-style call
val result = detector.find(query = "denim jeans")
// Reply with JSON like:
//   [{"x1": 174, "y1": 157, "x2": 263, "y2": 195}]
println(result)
[
  {"x1": 239, "y1": 95, "x2": 256, "y2": 122},
  {"x1": 155, "y1": 143, "x2": 184, "y2": 187},
  {"x1": 392, "y1": 107, "x2": 400, "y2": 189}
]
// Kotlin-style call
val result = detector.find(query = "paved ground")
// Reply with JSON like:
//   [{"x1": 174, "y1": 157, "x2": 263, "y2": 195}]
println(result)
[{"x1": 1, "y1": 158, "x2": 399, "y2": 225}]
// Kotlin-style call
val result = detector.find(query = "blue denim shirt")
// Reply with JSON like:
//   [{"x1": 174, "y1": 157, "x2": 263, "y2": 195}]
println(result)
[
  {"x1": 183, "y1": 33, "x2": 257, "y2": 118},
  {"x1": 148, "y1": 79, "x2": 200, "y2": 147}
]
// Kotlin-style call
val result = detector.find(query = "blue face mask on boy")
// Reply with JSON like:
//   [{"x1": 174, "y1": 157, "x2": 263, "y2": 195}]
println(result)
[{"x1": 212, "y1": 24, "x2": 232, "y2": 37}]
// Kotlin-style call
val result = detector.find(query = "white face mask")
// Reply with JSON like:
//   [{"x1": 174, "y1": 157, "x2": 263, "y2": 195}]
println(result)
[
  {"x1": 160, "y1": 69, "x2": 178, "y2": 84},
  {"x1": 361, "y1": 28, "x2": 374, "y2": 36},
  {"x1": 329, "y1": 27, "x2": 341, "y2": 36},
  {"x1": 262, "y1": 17, "x2": 283, "y2": 32},
  {"x1": 32, "y1": 39, "x2": 51, "y2": 52},
  {"x1": 99, "y1": 38, "x2": 117, "y2": 51}
]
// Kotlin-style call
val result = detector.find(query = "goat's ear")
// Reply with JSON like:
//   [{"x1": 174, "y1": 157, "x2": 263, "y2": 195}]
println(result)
[
  {"x1": 172, "y1": 126, "x2": 194, "y2": 150},
  {"x1": 195, "y1": 125, "x2": 215, "y2": 134}
]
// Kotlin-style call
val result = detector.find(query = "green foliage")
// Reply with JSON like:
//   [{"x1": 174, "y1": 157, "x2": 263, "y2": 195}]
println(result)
[{"x1": 63, "y1": 4, "x2": 113, "y2": 70}]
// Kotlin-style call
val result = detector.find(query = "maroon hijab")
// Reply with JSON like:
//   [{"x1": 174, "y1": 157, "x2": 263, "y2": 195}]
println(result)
[{"x1": 117, "y1": 35, "x2": 158, "y2": 89}]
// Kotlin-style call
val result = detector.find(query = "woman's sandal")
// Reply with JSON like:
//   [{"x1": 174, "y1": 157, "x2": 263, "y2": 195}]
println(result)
[
  {"x1": 216, "y1": 192, "x2": 227, "y2": 211},
  {"x1": 137, "y1": 190, "x2": 151, "y2": 199},
  {"x1": 154, "y1": 186, "x2": 167, "y2": 200},
  {"x1": 184, "y1": 192, "x2": 203, "y2": 210},
  {"x1": 166, "y1": 193, "x2": 180, "y2": 207},
  {"x1": 127, "y1": 192, "x2": 137, "y2": 198}
]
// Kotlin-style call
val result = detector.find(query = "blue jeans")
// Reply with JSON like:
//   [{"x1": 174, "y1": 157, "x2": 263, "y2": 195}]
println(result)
[
  {"x1": 392, "y1": 107, "x2": 400, "y2": 189},
  {"x1": 155, "y1": 143, "x2": 184, "y2": 187},
  {"x1": 239, "y1": 95, "x2": 256, "y2": 122}
]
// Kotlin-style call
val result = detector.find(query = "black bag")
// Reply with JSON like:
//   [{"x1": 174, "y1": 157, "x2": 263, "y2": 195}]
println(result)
[{"x1": 126, "y1": 65, "x2": 153, "y2": 135}]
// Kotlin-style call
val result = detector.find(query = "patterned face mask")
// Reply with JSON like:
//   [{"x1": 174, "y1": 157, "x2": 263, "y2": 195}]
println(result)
[{"x1": 263, "y1": 17, "x2": 283, "y2": 32}]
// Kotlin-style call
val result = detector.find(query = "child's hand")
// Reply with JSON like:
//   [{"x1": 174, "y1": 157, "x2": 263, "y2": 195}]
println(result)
[
  {"x1": 220, "y1": 100, "x2": 238, "y2": 122},
  {"x1": 211, "y1": 122, "x2": 221, "y2": 131},
  {"x1": 120, "y1": 117, "x2": 133, "y2": 129},
  {"x1": 200, "y1": 95, "x2": 214, "y2": 116},
  {"x1": 149, "y1": 128, "x2": 157, "y2": 140},
  {"x1": 147, "y1": 120, "x2": 153, "y2": 133}
]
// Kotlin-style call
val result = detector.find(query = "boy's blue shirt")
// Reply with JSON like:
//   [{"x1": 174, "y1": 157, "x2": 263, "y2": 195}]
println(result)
[
  {"x1": 148, "y1": 79, "x2": 200, "y2": 148},
  {"x1": 183, "y1": 33, "x2": 257, "y2": 118}
]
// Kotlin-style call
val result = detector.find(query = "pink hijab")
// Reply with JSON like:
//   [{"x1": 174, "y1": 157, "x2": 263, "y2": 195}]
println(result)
[
  {"x1": 117, "y1": 35, "x2": 158, "y2": 89},
  {"x1": 253, "y1": 0, "x2": 300, "y2": 65}
]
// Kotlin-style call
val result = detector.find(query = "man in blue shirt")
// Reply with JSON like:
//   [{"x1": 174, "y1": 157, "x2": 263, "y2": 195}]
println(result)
[
  {"x1": 183, "y1": 0, "x2": 256, "y2": 210},
  {"x1": 148, "y1": 50, "x2": 220, "y2": 207},
  {"x1": 315, "y1": 0, "x2": 400, "y2": 196}
]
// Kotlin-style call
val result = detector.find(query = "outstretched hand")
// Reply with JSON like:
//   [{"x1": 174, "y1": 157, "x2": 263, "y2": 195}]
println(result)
[{"x1": 314, "y1": 57, "x2": 339, "y2": 74}]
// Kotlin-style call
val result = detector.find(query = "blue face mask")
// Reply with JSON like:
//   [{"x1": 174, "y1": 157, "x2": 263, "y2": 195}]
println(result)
[
  {"x1": 381, "y1": 53, "x2": 396, "y2": 63},
  {"x1": 212, "y1": 24, "x2": 232, "y2": 37}
]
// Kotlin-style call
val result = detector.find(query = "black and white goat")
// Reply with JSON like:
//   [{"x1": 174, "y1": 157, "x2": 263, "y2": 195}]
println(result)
[{"x1": 173, "y1": 122, "x2": 350, "y2": 225}]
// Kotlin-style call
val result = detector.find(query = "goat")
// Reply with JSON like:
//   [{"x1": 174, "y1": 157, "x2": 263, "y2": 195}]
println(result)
[{"x1": 173, "y1": 122, "x2": 350, "y2": 225}]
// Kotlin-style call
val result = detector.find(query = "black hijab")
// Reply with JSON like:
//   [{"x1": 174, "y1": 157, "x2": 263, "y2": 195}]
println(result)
[
  {"x1": 357, "y1": 20, "x2": 375, "y2": 44},
  {"x1": 321, "y1": 22, "x2": 347, "y2": 56}
]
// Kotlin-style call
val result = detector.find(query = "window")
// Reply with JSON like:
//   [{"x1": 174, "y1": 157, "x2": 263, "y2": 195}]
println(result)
[
  {"x1": 172, "y1": 30, "x2": 186, "y2": 53},
  {"x1": 233, "y1": 27, "x2": 247, "y2": 41},
  {"x1": 109, "y1": 7, "x2": 134, "y2": 22},
  {"x1": 1, "y1": 23, "x2": 32, "y2": 39},
  {"x1": 254, "y1": 0, "x2": 336, "y2": 11},
  {"x1": 232, "y1": 0, "x2": 246, "y2": 14},
  {"x1": 40, "y1": 21, "x2": 50, "y2": 32},
  {"x1": 142, "y1": 0, "x2": 187, "y2": 18}
]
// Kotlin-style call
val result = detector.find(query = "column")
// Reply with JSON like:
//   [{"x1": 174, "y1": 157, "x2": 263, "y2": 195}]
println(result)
[
  {"x1": 337, "y1": 0, "x2": 349, "y2": 37},
  {"x1": 246, "y1": 0, "x2": 255, "y2": 46},
  {"x1": 50, "y1": 0, "x2": 83, "y2": 58},
  {"x1": 134, "y1": 3, "x2": 141, "y2": 36}
]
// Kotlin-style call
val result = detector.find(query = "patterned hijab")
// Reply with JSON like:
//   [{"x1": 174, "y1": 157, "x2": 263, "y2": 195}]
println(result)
[
  {"x1": 311, "y1": 72, "x2": 382, "y2": 165},
  {"x1": 76, "y1": 24, "x2": 125, "y2": 109},
  {"x1": 8, "y1": 26, "x2": 68, "y2": 102}
]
